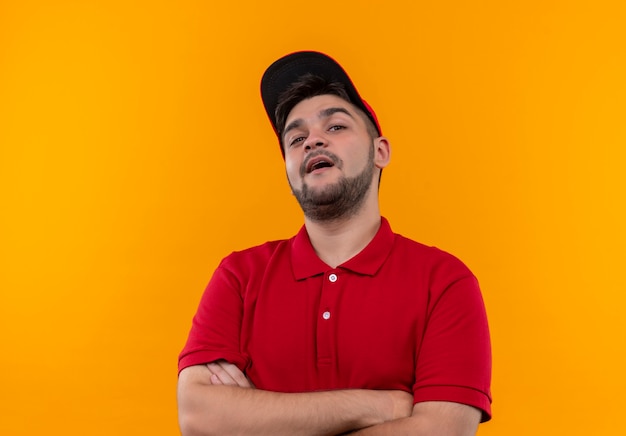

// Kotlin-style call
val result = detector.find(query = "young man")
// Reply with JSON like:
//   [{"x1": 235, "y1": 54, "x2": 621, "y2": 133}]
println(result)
[{"x1": 177, "y1": 51, "x2": 492, "y2": 435}]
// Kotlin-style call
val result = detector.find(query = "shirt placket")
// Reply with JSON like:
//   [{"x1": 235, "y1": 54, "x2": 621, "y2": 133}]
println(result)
[{"x1": 316, "y1": 270, "x2": 340, "y2": 386}]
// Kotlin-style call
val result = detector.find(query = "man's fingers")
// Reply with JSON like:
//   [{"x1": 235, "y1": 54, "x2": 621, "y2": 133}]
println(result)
[
  {"x1": 210, "y1": 373, "x2": 223, "y2": 385},
  {"x1": 206, "y1": 362, "x2": 235, "y2": 386},
  {"x1": 389, "y1": 390, "x2": 414, "y2": 420},
  {"x1": 219, "y1": 361, "x2": 254, "y2": 388},
  {"x1": 206, "y1": 360, "x2": 253, "y2": 388}
]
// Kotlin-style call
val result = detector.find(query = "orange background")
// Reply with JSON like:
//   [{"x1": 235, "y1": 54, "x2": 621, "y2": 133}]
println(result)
[{"x1": 1, "y1": 1, "x2": 625, "y2": 434}]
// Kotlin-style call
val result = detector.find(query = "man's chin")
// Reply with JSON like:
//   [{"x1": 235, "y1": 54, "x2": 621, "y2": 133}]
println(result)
[{"x1": 299, "y1": 185, "x2": 343, "y2": 205}]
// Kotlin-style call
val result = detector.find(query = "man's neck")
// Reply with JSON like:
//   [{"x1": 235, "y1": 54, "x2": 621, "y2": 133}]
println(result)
[{"x1": 304, "y1": 206, "x2": 382, "y2": 268}]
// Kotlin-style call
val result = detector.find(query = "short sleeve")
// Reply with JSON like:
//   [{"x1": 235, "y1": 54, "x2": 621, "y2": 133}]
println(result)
[
  {"x1": 178, "y1": 260, "x2": 250, "y2": 374},
  {"x1": 413, "y1": 263, "x2": 492, "y2": 421}
]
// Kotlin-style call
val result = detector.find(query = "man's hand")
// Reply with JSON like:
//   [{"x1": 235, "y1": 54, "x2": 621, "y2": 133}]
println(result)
[
  {"x1": 385, "y1": 390, "x2": 413, "y2": 421},
  {"x1": 204, "y1": 361, "x2": 412, "y2": 428},
  {"x1": 205, "y1": 360, "x2": 410, "y2": 421},
  {"x1": 178, "y1": 364, "x2": 415, "y2": 436},
  {"x1": 206, "y1": 360, "x2": 255, "y2": 388}
]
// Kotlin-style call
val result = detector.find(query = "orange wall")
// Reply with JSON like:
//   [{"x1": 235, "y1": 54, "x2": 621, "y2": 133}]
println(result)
[{"x1": 1, "y1": 1, "x2": 624, "y2": 434}]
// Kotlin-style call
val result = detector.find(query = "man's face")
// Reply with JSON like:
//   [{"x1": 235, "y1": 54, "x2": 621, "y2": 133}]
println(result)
[{"x1": 282, "y1": 94, "x2": 378, "y2": 221}]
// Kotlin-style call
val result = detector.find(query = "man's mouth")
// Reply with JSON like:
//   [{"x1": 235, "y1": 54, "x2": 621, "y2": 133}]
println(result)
[{"x1": 305, "y1": 156, "x2": 335, "y2": 174}]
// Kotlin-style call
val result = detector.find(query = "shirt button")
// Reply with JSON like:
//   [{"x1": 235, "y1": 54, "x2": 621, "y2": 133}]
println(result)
[
  {"x1": 322, "y1": 311, "x2": 331, "y2": 320},
  {"x1": 328, "y1": 273, "x2": 338, "y2": 283}
]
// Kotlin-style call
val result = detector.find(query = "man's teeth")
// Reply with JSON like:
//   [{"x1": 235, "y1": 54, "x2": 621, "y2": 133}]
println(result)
[{"x1": 312, "y1": 161, "x2": 331, "y2": 170}]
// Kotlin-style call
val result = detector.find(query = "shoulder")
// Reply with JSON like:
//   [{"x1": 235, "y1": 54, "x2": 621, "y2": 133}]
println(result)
[
  {"x1": 206, "y1": 238, "x2": 295, "y2": 298},
  {"x1": 218, "y1": 237, "x2": 292, "y2": 274},
  {"x1": 388, "y1": 233, "x2": 479, "y2": 300},
  {"x1": 392, "y1": 233, "x2": 473, "y2": 276},
  {"x1": 378, "y1": 218, "x2": 472, "y2": 277}
]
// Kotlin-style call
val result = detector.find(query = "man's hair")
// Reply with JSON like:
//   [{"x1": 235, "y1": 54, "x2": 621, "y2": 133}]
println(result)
[{"x1": 274, "y1": 74, "x2": 379, "y2": 147}]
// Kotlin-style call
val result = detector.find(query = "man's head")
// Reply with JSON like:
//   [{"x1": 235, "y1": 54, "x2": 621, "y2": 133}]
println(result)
[
  {"x1": 281, "y1": 93, "x2": 381, "y2": 221},
  {"x1": 261, "y1": 51, "x2": 382, "y2": 156},
  {"x1": 274, "y1": 74, "x2": 380, "y2": 151},
  {"x1": 260, "y1": 51, "x2": 390, "y2": 222}
]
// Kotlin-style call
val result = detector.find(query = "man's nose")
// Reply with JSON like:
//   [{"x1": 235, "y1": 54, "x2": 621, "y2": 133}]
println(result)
[{"x1": 304, "y1": 133, "x2": 326, "y2": 151}]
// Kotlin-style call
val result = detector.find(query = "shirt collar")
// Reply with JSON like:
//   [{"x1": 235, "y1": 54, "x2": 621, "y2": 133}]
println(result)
[{"x1": 290, "y1": 217, "x2": 396, "y2": 280}]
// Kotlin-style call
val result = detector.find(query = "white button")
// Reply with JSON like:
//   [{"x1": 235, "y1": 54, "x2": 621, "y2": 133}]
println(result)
[
  {"x1": 322, "y1": 311, "x2": 331, "y2": 320},
  {"x1": 328, "y1": 273, "x2": 338, "y2": 283}
]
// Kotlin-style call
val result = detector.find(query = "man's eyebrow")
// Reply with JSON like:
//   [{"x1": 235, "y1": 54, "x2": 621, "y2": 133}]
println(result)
[
  {"x1": 283, "y1": 119, "x2": 302, "y2": 138},
  {"x1": 319, "y1": 106, "x2": 355, "y2": 120}
]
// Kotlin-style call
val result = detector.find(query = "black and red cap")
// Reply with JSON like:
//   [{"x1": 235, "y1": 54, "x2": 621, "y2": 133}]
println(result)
[{"x1": 260, "y1": 51, "x2": 382, "y2": 145}]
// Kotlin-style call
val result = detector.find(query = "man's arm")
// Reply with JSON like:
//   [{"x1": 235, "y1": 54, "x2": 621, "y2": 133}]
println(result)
[
  {"x1": 350, "y1": 401, "x2": 481, "y2": 436},
  {"x1": 177, "y1": 363, "x2": 413, "y2": 436}
]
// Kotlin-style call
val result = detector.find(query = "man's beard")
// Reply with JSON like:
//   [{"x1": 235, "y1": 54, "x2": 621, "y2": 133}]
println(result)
[{"x1": 289, "y1": 146, "x2": 375, "y2": 222}]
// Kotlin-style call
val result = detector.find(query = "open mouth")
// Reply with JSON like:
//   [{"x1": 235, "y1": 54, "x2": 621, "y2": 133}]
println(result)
[{"x1": 306, "y1": 156, "x2": 335, "y2": 173}]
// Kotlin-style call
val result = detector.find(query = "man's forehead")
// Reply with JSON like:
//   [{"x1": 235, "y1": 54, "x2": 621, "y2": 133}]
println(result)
[{"x1": 286, "y1": 94, "x2": 357, "y2": 122}]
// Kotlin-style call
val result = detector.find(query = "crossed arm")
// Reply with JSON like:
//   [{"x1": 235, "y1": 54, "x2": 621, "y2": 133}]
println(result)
[{"x1": 177, "y1": 361, "x2": 481, "y2": 436}]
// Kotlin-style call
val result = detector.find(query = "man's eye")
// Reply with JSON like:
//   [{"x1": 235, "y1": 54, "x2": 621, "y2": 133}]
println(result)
[
  {"x1": 289, "y1": 136, "x2": 305, "y2": 146},
  {"x1": 329, "y1": 125, "x2": 345, "y2": 132}
]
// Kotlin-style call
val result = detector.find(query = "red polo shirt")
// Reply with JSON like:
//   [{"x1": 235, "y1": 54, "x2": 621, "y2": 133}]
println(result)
[{"x1": 179, "y1": 217, "x2": 492, "y2": 420}]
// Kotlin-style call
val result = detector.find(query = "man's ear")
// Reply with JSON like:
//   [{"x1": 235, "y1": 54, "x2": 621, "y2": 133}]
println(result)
[{"x1": 373, "y1": 136, "x2": 391, "y2": 169}]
